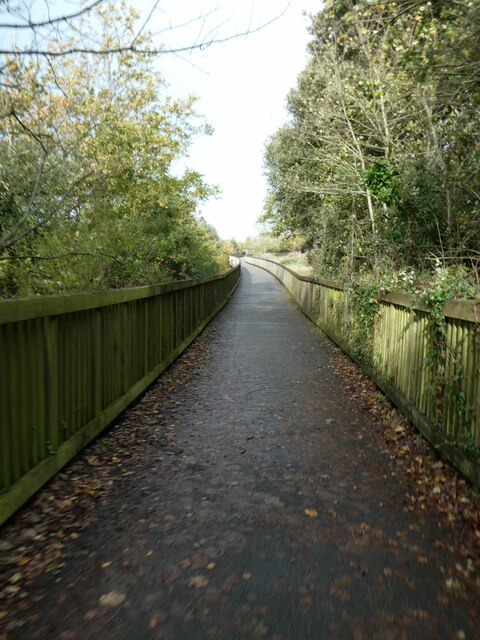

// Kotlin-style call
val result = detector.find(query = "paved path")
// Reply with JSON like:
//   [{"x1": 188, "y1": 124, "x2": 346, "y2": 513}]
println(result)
[{"x1": 11, "y1": 261, "x2": 480, "y2": 639}]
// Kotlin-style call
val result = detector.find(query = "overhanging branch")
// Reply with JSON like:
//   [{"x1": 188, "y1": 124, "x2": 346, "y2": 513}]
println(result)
[{"x1": 0, "y1": 1, "x2": 105, "y2": 29}]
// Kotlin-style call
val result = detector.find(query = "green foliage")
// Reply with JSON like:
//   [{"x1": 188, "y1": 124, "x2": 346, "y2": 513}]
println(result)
[
  {"x1": 410, "y1": 262, "x2": 480, "y2": 430},
  {"x1": 0, "y1": 2, "x2": 225, "y2": 298},
  {"x1": 262, "y1": 0, "x2": 480, "y2": 280},
  {"x1": 345, "y1": 280, "x2": 382, "y2": 361},
  {"x1": 222, "y1": 238, "x2": 241, "y2": 256},
  {"x1": 240, "y1": 232, "x2": 305, "y2": 255},
  {"x1": 362, "y1": 160, "x2": 398, "y2": 206},
  {"x1": 417, "y1": 261, "x2": 479, "y2": 304},
  {"x1": 263, "y1": 253, "x2": 313, "y2": 277}
]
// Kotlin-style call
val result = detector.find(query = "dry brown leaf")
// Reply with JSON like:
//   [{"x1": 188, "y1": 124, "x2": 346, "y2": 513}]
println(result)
[
  {"x1": 330, "y1": 586, "x2": 350, "y2": 602},
  {"x1": 188, "y1": 575, "x2": 208, "y2": 588},
  {"x1": 83, "y1": 609, "x2": 98, "y2": 621},
  {"x1": 98, "y1": 591, "x2": 126, "y2": 608},
  {"x1": 179, "y1": 558, "x2": 192, "y2": 569},
  {"x1": 304, "y1": 508, "x2": 318, "y2": 518},
  {"x1": 0, "y1": 540, "x2": 16, "y2": 551},
  {"x1": 16, "y1": 555, "x2": 30, "y2": 567}
]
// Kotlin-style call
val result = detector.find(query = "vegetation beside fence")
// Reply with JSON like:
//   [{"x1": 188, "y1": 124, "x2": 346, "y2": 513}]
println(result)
[
  {"x1": 0, "y1": 265, "x2": 240, "y2": 525},
  {"x1": 246, "y1": 256, "x2": 480, "y2": 486}
]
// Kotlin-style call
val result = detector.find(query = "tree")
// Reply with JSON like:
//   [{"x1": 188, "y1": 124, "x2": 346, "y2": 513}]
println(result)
[
  {"x1": 263, "y1": 0, "x2": 480, "y2": 279},
  {"x1": 0, "y1": 1, "x2": 228, "y2": 296}
]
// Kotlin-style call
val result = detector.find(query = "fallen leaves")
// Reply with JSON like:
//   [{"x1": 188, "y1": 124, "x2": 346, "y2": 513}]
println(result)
[
  {"x1": 189, "y1": 575, "x2": 209, "y2": 588},
  {"x1": 84, "y1": 610, "x2": 98, "y2": 621},
  {"x1": 19, "y1": 527, "x2": 44, "y2": 543},
  {"x1": 98, "y1": 591, "x2": 126, "y2": 608},
  {"x1": 330, "y1": 582, "x2": 350, "y2": 602},
  {"x1": 8, "y1": 573, "x2": 21, "y2": 585},
  {"x1": 1, "y1": 312, "x2": 480, "y2": 636},
  {"x1": 149, "y1": 616, "x2": 158, "y2": 629},
  {"x1": 445, "y1": 578, "x2": 464, "y2": 593},
  {"x1": 0, "y1": 320, "x2": 218, "y2": 631},
  {"x1": 331, "y1": 350, "x2": 480, "y2": 568},
  {"x1": 179, "y1": 558, "x2": 192, "y2": 569},
  {"x1": 15, "y1": 555, "x2": 30, "y2": 568},
  {"x1": 55, "y1": 498, "x2": 73, "y2": 510},
  {"x1": 264, "y1": 496, "x2": 284, "y2": 508},
  {"x1": 254, "y1": 622, "x2": 268, "y2": 637},
  {"x1": 405, "y1": 608, "x2": 429, "y2": 620}
]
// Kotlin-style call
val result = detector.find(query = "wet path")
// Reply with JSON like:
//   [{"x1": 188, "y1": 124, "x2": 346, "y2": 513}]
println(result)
[{"x1": 10, "y1": 261, "x2": 480, "y2": 639}]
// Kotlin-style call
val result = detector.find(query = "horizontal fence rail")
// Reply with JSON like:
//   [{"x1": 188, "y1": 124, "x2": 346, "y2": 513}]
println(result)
[
  {"x1": 245, "y1": 256, "x2": 480, "y2": 486},
  {"x1": 0, "y1": 266, "x2": 240, "y2": 524}
]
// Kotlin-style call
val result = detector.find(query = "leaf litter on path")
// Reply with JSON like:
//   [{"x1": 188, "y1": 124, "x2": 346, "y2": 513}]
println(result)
[
  {"x1": 0, "y1": 320, "x2": 219, "y2": 636},
  {"x1": 330, "y1": 348, "x2": 480, "y2": 580}
]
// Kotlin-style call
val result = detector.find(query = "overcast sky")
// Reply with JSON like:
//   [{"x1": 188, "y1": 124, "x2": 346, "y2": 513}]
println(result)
[{"x1": 144, "y1": 0, "x2": 323, "y2": 240}]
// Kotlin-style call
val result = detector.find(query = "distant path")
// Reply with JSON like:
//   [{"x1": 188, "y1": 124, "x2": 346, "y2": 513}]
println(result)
[{"x1": 11, "y1": 261, "x2": 480, "y2": 639}]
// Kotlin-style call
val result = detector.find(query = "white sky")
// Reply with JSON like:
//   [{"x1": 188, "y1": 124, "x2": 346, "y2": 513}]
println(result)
[{"x1": 144, "y1": 0, "x2": 323, "y2": 240}]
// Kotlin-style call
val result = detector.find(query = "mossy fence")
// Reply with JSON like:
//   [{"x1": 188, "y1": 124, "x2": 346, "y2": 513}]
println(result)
[
  {"x1": 246, "y1": 256, "x2": 480, "y2": 486},
  {"x1": 0, "y1": 266, "x2": 240, "y2": 525}
]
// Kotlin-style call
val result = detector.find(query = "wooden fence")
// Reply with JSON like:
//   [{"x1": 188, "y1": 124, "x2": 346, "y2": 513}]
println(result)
[
  {"x1": 0, "y1": 266, "x2": 240, "y2": 524},
  {"x1": 245, "y1": 256, "x2": 480, "y2": 486}
]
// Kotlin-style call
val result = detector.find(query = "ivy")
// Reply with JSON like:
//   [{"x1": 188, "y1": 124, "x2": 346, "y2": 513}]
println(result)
[
  {"x1": 345, "y1": 280, "x2": 382, "y2": 361},
  {"x1": 415, "y1": 264, "x2": 480, "y2": 457},
  {"x1": 362, "y1": 159, "x2": 399, "y2": 206},
  {"x1": 417, "y1": 287, "x2": 449, "y2": 426}
]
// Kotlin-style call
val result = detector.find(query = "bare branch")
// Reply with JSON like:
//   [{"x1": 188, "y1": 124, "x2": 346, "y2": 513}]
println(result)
[
  {"x1": 0, "y1": 170, "x2": 94, "y2": 251},
  {"x1": 9, "y1": 109, "x2": 48, "y2": 152},
  {"x1": 0, "y1": 0, "x2": 105, "y2": 29},
  {"x1": 1, "y1": 152, "x2": 47, "y2": 246},
  {"x1": 133, "y1": 0, "x2": 160, "y2": 45},
  {"x1": 0, "y1": 2, "x2": 292, "y2": 57}
]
